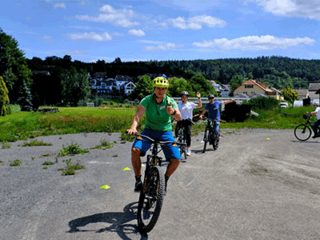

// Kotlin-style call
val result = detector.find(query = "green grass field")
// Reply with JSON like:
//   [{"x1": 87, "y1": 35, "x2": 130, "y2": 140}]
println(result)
[{"x1": 0, "y1": 106, "x2": 317, "y2": 142}]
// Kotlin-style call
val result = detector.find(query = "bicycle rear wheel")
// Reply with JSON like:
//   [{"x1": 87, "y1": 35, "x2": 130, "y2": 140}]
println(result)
[
  {"x1": 202, "y1": 128, "x2": 209, "y2": 153},
  {"x1": 137, "y1": 166, "x2": 164, "y2": 233},
  {"x1": 294, "y1": 124, "x2": 312, "y2": 141}
]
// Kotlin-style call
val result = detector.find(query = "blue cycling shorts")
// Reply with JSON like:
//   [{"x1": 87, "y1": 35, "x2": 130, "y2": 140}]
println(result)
[{"x1": 132, "y1": 128, "x2": 181, "y2": 160}]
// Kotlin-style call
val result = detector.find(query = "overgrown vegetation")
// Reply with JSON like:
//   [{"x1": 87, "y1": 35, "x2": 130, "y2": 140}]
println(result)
[
  {"x1": 91, "y1": 139, "x2": 113, "y2": 150},
  {"x1": 62, "y1": 158, "x2": 85, "y2": 175},
  {"x1": 248, "y1": 97, "x2": 280, "y2": 111},
  {"x1": 0, "y1": 76, "x2": 9, "y2": 116},
  {"x1": 2, "y1": 142, "x2": 11, "y2": 149},
  {"x1": 10, "y1": 159, "x2": 21, "y2": 166},
  {"x1": 58, "y1": 143, "x2": 89, "y2": 156},
  {"x1": 22, "y1": 139, "x2": 53, "y2": 147},
  {"x1": 42, "y1": 161, "x2": 55, "y2": 165}
]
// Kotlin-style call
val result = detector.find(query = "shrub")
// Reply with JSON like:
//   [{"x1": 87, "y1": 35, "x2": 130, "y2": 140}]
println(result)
[
  {"x1": 248, "y1": 97, "x2": 279, "y2": 111},
  {"x1": 0, "y1": 76, "x2": 9, "y2": 116}
]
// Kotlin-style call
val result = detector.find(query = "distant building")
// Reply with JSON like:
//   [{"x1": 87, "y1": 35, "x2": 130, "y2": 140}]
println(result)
[
  {"x1": 292, "y1": 89, "x2": 309, "y2": 100},
  {"x1": 234, "y1": 79, "x2": 283, "y2": 100},
  {"x1": 308, "y1": 83, "x2": 320, "y2": 102}
]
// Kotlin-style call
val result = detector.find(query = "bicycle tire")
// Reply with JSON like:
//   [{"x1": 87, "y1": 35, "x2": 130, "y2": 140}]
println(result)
[
  {"x1": 137, "y1": 166, "x2": 164, "y2": 233},
  {"x1": 294, "y1": 124, "x2": 312, "y2": 141},
  {"x1": 212, "y1": 135, "x2": 218, "y2": 150},
  {"x1": 183, "y1": 137, "x2": 187, "y2": 159},
  {"x1": 202, "y1": 128, "x2": 209, "y2": 153}
]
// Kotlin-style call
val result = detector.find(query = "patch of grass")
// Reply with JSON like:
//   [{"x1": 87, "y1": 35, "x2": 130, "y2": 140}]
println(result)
[
  {"x1": 2, "y1": 142, "x2": 11, "y2": 149},
  {"x1": 58, "y1": 143, "x2": 89, "y2": 156},
  {"x1": 113, "y1": 141, "x2": 118, "y2": 144},
  {"x1": 42, "y1": 161, "x2": 55, "y2": 165},
  {"x1": 10, "y1": 159, "x2": 21, "y2": 166},
  {"x1": 113, "y1": 154, "x2": 118, "y2": 157},
  {"x1": 42, "y1": 166, "x2": 48, "y2": 169},
  {"x1": 57, "y1": 168, "x2": 64, "y2": 171},
  {"x1": 91, "y1": 139, "x2": 113, "y2": 150},
  {"x1": 41, "y1": 153, "x2": 51, "y2": 157},
  {"x1": 22, "y1": 139, "x2": 53, "y2": 147},
  {"x1": 31, "y1": 156, "x2": 36, "y2": 160},
  {"x1": 61, "y1": 158, "x2": 85, "y2": 175}
]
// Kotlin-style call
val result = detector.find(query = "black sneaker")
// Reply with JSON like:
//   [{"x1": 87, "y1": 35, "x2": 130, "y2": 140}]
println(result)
[{"x1": 134, "y1": 179, "x2": 142, "y2": 192}]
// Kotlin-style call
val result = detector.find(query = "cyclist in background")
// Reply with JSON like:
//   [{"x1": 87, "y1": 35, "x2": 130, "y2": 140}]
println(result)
[
  {"x1": 310, "y1": 102, "x2": 320, "y2": 138},
  {"x1": 127, "y1": 74, "x2": 182, "y2": 195},
  {"x1": 176, "y1": 91, "x2": 202, "y2": 156},
  {"x1": 199, "y1": 94, "x2": 235, "y2": 144}
]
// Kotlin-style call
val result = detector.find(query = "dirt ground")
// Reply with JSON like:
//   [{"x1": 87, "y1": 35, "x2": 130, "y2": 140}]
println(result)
[{"x1": 1, "y1": 129, "x2": 320, "y2": 240}]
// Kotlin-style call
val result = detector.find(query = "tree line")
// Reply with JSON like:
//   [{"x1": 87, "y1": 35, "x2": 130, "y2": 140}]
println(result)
[{"x1": 1, "y1": 28, "x2": 319, "y2": 114}]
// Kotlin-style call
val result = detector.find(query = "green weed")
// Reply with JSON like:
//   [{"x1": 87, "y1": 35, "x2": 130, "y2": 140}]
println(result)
[
  {"x1": 61, "y1": 158, "x2": 85, "y2": 175},
  {"x1": 59, "y1": 143, "x2": 89, "y2": 156},
  {"x1": 41, "y1": 153, "x2": 51, "y2": 157},
  {"x1": 22, "y1": 139, "x2": 53, "y2": 147},
  {"x1": 10, "y1": 159, "x2": 21, "y2": 166},
  {"x1": 42, "y1": 161, "x2": 55, "y2": 165},
  {"x1": 42, "y1": 167, "x2": 48, "y2": 169},
  {"x1": 91, "y1": 139, "x2": 113, "y2": 150},
  {"x1": 113, "y1": 154, "x2": 118, "y2": 157},
  {"x1": 2, "y1": 142, "x2": 11, "y2": 149}
]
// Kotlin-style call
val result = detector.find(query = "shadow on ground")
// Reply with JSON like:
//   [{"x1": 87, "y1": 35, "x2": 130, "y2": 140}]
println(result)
[{"x1": 67, "y1": 202, "x2": 148, "y2": 240}]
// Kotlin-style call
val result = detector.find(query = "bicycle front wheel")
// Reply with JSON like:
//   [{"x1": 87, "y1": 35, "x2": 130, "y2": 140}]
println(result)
[
  {"x1": 202, "y1": 128, "x2": 209, "y2": 153},
  {"x1": 294, "y1": 124, "x2": 312, "y2": 141},
  {"x1": 137, "y1": 166, "x2": 165, "y2": 233}
]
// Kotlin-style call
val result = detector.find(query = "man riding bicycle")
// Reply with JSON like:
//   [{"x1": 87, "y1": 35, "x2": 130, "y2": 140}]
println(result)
[
  {"x1": 310, "y1": 102, "x2": 320, "y2": 138},
  {"x1": 199, "y1": 94, "x2": 235, "y2": 144},
  {"x1": 127, "y1": 75, "x2": 182, "y2": 195},
  {"x1": 175, "y1": 91, "x2": 202, "y2": 156}
]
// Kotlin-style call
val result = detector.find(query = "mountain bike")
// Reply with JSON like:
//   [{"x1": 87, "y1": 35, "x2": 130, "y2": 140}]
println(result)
[
  {"x1": 294, "y1": 113, "x2": 320, "y2": 141},
  {"x1": 201, "y1": 118, "x2": 224, "y2": 153},
  {"x1": 176, "y1": 119, "x2": 194, "y2": 160},
  {"x1": 132, "y1": 133, "x2": 186, "y2": 233}
]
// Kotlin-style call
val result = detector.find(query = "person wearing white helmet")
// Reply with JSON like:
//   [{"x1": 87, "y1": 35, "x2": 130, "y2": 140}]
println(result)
[
  {"x1": 176, "y1": 91, "x2": 202, "y2": 155},
  {"x1": 310, "y1": 102, "x2": 320, "y2": 138},
  {"x1": 127, "y1": 74, "x2": 181, "y2": 195}
]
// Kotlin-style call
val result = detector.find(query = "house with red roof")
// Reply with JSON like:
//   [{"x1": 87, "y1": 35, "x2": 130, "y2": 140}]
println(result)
[{"x1": 233, "y1": 79, "x2": 283, "y2": 100}]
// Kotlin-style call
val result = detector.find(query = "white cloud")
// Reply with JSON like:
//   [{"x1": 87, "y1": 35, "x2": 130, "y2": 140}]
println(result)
[
  {"x1": 138, "y1": 40, "x2": 165, "y2": 44},
  {"x1": 54, "y1": 3, "x2": 66, "y2": 9},
  {"x1": 66, "y1": 32, "x2": 112, "y2": 41},
  {"x1": 167, "y1": 15, "x2": 226, "y2": 30},
  {"x1": 42, "y1": 35, "x2": 53, "y2": 40},
  {"x1": 76, "y1": 4, "x2": 140, "y2": 28},
  {"x1": 145, "y1": 43, "x2": 183, "y2": 51},
  {"x1": 192, "y1": 35, "x2": 316, "y2": 51},
  {"x1": 128, "y1": 29, "x2": 145, "y2": 37},
  {"x1": 248, "y1": 0, "x2": 320, "y2": 20},
  {"x1": 113, "y1": 32, "x2": 124, "y2": 36}
]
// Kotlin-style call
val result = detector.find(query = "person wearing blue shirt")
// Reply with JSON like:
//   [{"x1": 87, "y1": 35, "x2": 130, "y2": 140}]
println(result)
[{"x1": 199, "y1": 94, "x2": 235, "y2": 142}]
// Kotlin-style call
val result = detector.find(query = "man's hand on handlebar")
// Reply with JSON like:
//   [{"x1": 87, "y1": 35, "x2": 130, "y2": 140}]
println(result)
[{"x1": 126, "y1": 128, "x2": 138, "y2": 135}]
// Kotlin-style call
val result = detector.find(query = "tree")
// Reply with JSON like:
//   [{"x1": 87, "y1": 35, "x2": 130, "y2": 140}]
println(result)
[
  {"x1": 0, "y1": 29, "x2": 32, "y2": 103},
  {"x1": 229, "y1": 74, "x2": 244, "y2": 95},
  {"x1": 282, "y1": 86, "x2": 299, "y2": 104},
  {"x1": 131, "y1": 75, "x2": 153, "y2": 100},
  {"x1": 168, "y1": 77, "x2": 193, "y2": 97},
  {"x1": 189, "y1": 74, "x2": 217, "y2": 97},
  {"x1": 0, "y1": 76, "x2": 9, "y2": 116},
  {"x1": 60, "y1": 67, "x2": 91, "y2": 106},
  {"x1": 17, "y1": 79, "x2": 33, "y2": 111}
]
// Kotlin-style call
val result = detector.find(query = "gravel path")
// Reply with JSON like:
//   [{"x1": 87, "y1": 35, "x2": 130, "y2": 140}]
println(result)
[{"x1": 1, "y1": 129, "x2": 320, "y2": 240}]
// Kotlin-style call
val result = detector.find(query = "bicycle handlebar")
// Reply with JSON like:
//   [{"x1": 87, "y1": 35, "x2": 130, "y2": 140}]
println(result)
[{"x1": 126, "y1": 131, "x2": 186, "y2": 146}]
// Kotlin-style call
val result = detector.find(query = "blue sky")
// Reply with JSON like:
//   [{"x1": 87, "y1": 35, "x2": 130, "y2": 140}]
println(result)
[{"x1": 1, "y1": 0, "x2": 320, "y2": 63}]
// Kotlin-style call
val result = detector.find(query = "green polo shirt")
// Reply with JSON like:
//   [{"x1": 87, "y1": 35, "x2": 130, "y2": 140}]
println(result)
[{"x1": 140, "y1": 94, "x2": 178, "y2": 132}]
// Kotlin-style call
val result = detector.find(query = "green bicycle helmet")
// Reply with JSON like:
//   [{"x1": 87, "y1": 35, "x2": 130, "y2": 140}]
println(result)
[{"x1": 153, "y1": 76, "x2": 169, "y2": 88}]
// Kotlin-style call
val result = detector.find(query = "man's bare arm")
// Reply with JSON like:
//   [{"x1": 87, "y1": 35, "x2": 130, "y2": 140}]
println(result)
[{"x1": 127, "y1": 105, "x2": 146, "y2": 135}]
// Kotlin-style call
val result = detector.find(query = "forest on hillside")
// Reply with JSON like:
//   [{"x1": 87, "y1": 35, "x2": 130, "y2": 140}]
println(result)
[{"x1": 27, "y1": 55, "x2": 320, "y2": 90}]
